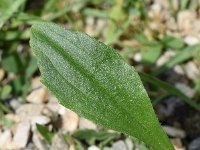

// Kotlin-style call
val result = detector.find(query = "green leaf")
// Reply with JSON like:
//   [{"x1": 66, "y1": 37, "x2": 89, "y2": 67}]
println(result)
[
  {"x1": 141, "y1": 44, "x2": 162, "y2": 66},
  {"x1": 2, "y1": 52, "x2": 25, "y2": 73},
  {"x1": 0, "y1": 85, "x2": 12, "y2": 99},
  {"x1": 153, "y1": 44, "x2": 200, "y2": 75},
  {"x1": 139, "y1": 72, "x2": 200, "y2": 111},
  {"x1": 36, "y1": 124, "x2": 54, "y2": 144},
  {"x1": 30, "y1": 22, "x2": 174, "y2": 150},
  {"x1": 25, "y1": 56, "x2": 38, "y2": 78},
  {"x1": 0, "y1": 0, "x2": 26, "y2": 28},
  {"x1": 161, "y1": 35, "x2": 184, "y2": 50},
  {"x1": 73, "y1": 129, "x2": 119, "y2": 146}
]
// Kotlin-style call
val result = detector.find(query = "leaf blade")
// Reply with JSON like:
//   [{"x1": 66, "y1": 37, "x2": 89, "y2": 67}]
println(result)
[{"x1": 30, "y1": 22, "x2": 174, "y2": 150}]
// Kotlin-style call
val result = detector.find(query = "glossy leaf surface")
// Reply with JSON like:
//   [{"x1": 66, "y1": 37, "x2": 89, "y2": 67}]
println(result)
[{"x1": 30, "y1": 22, "x2": 174, "y2": 150}]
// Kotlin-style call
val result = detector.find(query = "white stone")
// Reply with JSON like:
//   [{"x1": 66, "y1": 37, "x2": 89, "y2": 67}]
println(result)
[
  {"x1": 0, "y1": 130, "x2": 12, "y2": 148},
  {"x1": 151, "y1": 3, "x2": 162, "y2": 14},
  {"x1": 171, "y1": 138, "x2": 185, "y2": 150},
  {"x1": 184, "y1": 36, "x2": 199, "y2": 45},
  {"x1": 51, "y1": 133, "x2": 68, "y2": 150},
  {"x1": 13, "y1": 120, "x2": 31, "y2": 148},
  {"x1": 177, "y1": 10, "x2": 196, "y2": 33},
  {"x1": 79, "y1": 118, "x2": 97, "y2": 130},
  {"x1": 32, "y1": 131, "x2": 48, "y2": 150},
  {"x1": 88, "y1": 145, "x2": 100, "y2": 150},
  {"x1": 174, "y1": 65, "x2": 185, "y2": 75},
  {"x1": 175, "y1": 83, "x2": 196, "y2": 98},
  {"x1": 189, "y1": 137, "x2": 200, "y2": 150},
  {"x1": 31, "y1": 115, "x2": 50, "y2": 125},
  {"x1": 112, "y1": 141, "x2": 128, "y2": 150},
  {"x1": 163, "y1": 126, "x2": 186, "y2": 138},
  {"x1": 125, "y1": 138, "x2": 133, "y2": 150},
  {"x1": 16, "y1": 104, "x2": 44, "y2": 120},
  {"x1": 133, "y1": 53, "x2": 142, "y2": 62},
  {"x1": 104, "y1": 140, "x2": 128, "y2": 150},
  {"x1": 27, "y1": 86, "x2": 48, "y2": 104},
  {"x1": 0, "y1": 68, "x2": 4, "y2": 81},
  {"x1": 183, "y1": 62, "x2": 200, "y2": 80},
  {"x1": 156, "y1": 50, "x2": 176, "y2": 66},
  {"x1": 61, "y1": 108, "x2": 79, "y2": 132}
]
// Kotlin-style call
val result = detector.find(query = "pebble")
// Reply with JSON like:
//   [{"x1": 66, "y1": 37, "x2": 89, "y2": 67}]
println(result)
[
  {"x1": 13, "y1": 120, "x2": 31, "y2": 148},
  {"x1": 79, "y1": 118, "x2": 97, "y2": 130},
  {"x1": 47, "y1": 96, "x2": 60, "y2": 112},
  {"x1": 151, "y1": 3, "x2": 162, "y2": 15},
  {"x1": 51, "y1": 133, "x2": 69, "y2": 150},
  {"x1": 174, "y1": 65, "x2": 185, "y2": 75},
  {"x1": 31, "y1": 77, "x2": 43, "y2": 89},
  {"x1": 171, "y1": 138, "x2": 185, "y2": 150},
  {"x1": 183, "y1": 62, "x2": 200, "y2": 81},
  {"x1": 9, "y1": 98, "x2": 22, "y2": 110},
  {"x1": 61, "y1": 108, "x2": 79, "y2": 132},
  {"x1": 175, "y1": 83, "x2": 196, "y2": 98},
  {"x1": 188, "y1": 137, "x2": 200, "y2": 150},
  {"x1": 85, "y1": 17, "x2": 95, "y2": 36},
  {"x1": 163, "y1": 126, "x2": 186, "y2": 138},
  {"x1": 184, "y1": 36, "x2": 199, "y2": 45},
  {"x1": 125, "y1": 138, "x2": 133, "y2": 150},
  {"x1": 31, "y1": 115, "x2": 51, "y2": 126},
  {"x1": 0, "y1": 68, "x2": 5, "y2": 81},
  {"x1": 16, "y1": 104, "x2": 44, "y2": 120},
  {"x1": 88, "y1": 145, "x2": 100, "y2": 150},
  {"x1": 0, "y1": 129, "x2": 12, "y2": 148},
  {"x1": 5, "y1": 113, "x2": 20, "y2": 123},
  {"x1": 27, "y1": 86, "x2": 48, "y2": 104},
  {"x1": 133, "y1": 53, "x2": 142, "y2": 62},
  {"x1": 177, "y1": 10, "x2": 196, "y2": 33},
  {"x1": 32, "y1": 131, "x2": 48, "y2": 150},
  {"x1": 69, "y1": 145, "x2": 76, "y2": 150},
  {"x1": 156, "y1": 50, "x2": 176, "y2": 66},
  {"x1": 104, "y1": 140, "x2": 128, "y2": 150}
]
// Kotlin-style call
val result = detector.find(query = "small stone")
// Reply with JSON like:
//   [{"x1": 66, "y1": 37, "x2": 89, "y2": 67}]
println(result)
[
  {"x1": 16, "y1": 104, "x2": 44, "y2": 120},
  {"x1": 0, "y1": 68, "x2": 5, "y2": 81},
  {"x1": 171, "y1": 138, "x2": 185, "y2": 150},
  {"x1": 125, "y1": 138, "x2": 133, "y2": 150},
  {"x1": 85, "y1": 17, "x2": 95, "y2": 36},
  {"x1": 61, "y1": 108, "x2": 79, "y2": 132},
  {"x1": 5, "y1": 114, "x2": 20, "y2": 123},
  {"x1": 133, "y1": 53, "x2": 142, "y2": 62},
  {"x1": 104, "y1": 140, "x2": 128, "y2": 150},
  {"x1": 151, "y1": 3, "x2": 162, "y2": 14},
  {"x1": 183, "y1": 62, "x2": 200, "y2": 81},
  {"x1": 175, "y1": 83, "x2": 196, "y2": 98},
  {"x1": 47, "y1": 95, "x2": 60, "y2": 112},
  {"x1": 95, "y1": 19, "x2": 106, "y2": 31},
  {"x1": 88, "y1": 145, "x2": 100, "y2": 150},
  {"x1": 13, "y1": 120, "x2": 31, "y2": 148},
  {"x1": 31, "y1": 115, "x2": 51, "y2": 126},
  {"x1": 9, "y1": 98, "x2": 22, "y2": 110},
  {"x1": 163, "y1": 126, "x2": 186, "y2": 138},
  {"x1": 51, "y1": 133, "x2": 68, "y2": 150},
  {"x1": 33, "y1": 131, "x2": 48, "y2": 150},
  {"x1": 31, "y1": 77, "x2": 42, "y2": 89},
  {"x1": 174, "y1": 65, "x2": 185, "y2": 75},
  {"x1": 79, "y1": 118, "x2": 97, "y2": 130},
  {"x1": 69, "y1": 145, "x2": 76, "y2": 150},
  {"x1": 184, "y1": 36, "x2": 199, "y2": 45},
  {"x1": 156, "y1": 50, "x2": 176, "y2": 66},
  {"x1": 0, "y1": 129, "x2": 12, "y2": 148},
  {"x1": 27, "y1": 86, "x2": 48, "y2": 104},
  {"x1": 189, "y1": 137, "x2": 200, "y2": 150},
  {"x1": 177, "y1": 10, "x2": 196, "y2": 33}
]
